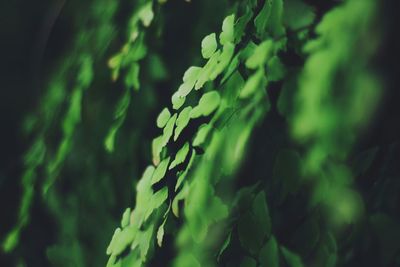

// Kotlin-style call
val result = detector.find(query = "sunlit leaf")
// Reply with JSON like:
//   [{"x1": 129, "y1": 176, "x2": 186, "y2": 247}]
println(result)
[
  {"x1": 193, "y1": 123, "x2": 212, "y2": 147},
  {"x1": 172, "y1": 184, "x2": 188, "y2": 217},
  {"x1": 245, "y1": 40, "x2": 274, "y2": 69},
  {"x1": 111, "y1": 226, "x2": 136, "y2": 256},
  {"x1": 177, "y1": 67, "x2": 202, "y2": 97},
  {"x1": 151, "y1": 157, "x2": 170, "y2": 185},
  {"x1": 138, "y1": 225, "x2": 154, "y2": 261},
  {"x1": 201, "y1": 33, "x2": 218, "y2": 59},
  {"x1": 195, "y1": 51, "x2": 221, "y2": 90},
  {"x1": 175, "y1": 150, "x2": 195, "y2": 191},
  {"x1": 190, "y1": 91, "x2": 221, "y2": 118},
  {"x1": 239, "y1": 68, "x2": 267, "y2": 98},
  {"x1": 162, "y1": 114, "x2": 177, "y2": 145},
  {"x1": 138, "y1": 2, "x2": 154, "y2": 27},
  {"x1": 157, "y1": 108, "x2": 171, "y2": 128},
  {"x1": 172, "y1": 91, "x2": 186, "y2": 110},
  {"x1": 169, "y1": 142, "x2": 190, "y2": 170},
  {"x1": 220, "y1": 14, "x2": 235, "y2": 45},
  {"x1": 151, "y1": 187, "x2": 169, "y2": 211},
  {"x1": 121, "y1": 208, "x2": 131, "y2": 228},
  {"x1": 210, "y1": 42, "x2": 235, "y2": 80},
  {"x1": 174, "y1": 107, "x2": 192, "y2": 141},
  {"x1": 152, "y1": 135, "x2": 164, "y2": 165},
  {"x1": 157, "y1": 217, "x2": 167, "y2": 247}
]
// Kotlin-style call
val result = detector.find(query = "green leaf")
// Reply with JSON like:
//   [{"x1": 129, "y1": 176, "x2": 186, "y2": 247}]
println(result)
[
  {"x1": 254, "y1": 0, "x2": 273, "y2": 37},
  {"x1": 108, "y1": 53, "x2": 122, "y2": 70},
  {"x1": 175, "y1": 150, "x2": 195, "y2": 191},
  {"x1": 221, "y1": 53, "x2": 240, "y2": 84},
  {"x1": 24, "y1": 138, "x2": 45, "y2": 166},
  {"x1": 172, "y1": 91, "x2": 186, "y2": 110},
  {"x1": 120, "y1": 253, "x2": 140, "y2": 267},
  {"x1": 267, "y1": 55, "x2": 286, "y2": 81},
  {"x1": 157, "y1": 108, "x2": 171, "y2": 128},
  {"x1": 190, "y1": 91, "x2": 221, "y2": 118},
  {"x1": 220, "y1": 72, "x2": 245, "y2": 105},
  {"x1": 252, "y1": 191, "x2": 271, "y2": 238},
  {"x1": 236, "y1": 191, "x2": 271, "y2": 255},
  {"x1": 62, "y1": 88, "x2": 82, "y2": 136},
  {"x1": 201, "y1": 33, "x2": 218, "y2": 59},
  {"x1": 106, "y1": 255, "x2": 121, "y2": 267},
  {"x1": 107, "y1": 228, "x2": 121, "y2": 255},
  {"x1": 245, "y1": 40, "x2": 274, "y2": 69},
  {"x1": 147, "y1": 54, "x2": 168, "y2": 81},
  {"x1": 138, "y1": 2, "x2": 154, "y2": 27},
  {"x1": 105, "y1": 90, "x2": 130, "y2": 152},
  {"x1": 134, "y1": 166, "x2": 155, "y2": 226},
  {"x1": 111, "y1": 226, "x2": 137, "y2": 256},
  {"x1": 157, "y1": 217, "x2": 167, "y2": 247},
  {"x1": 259, "y1": 236, "x2": 279, "y2": 267},
  {"x1": 124, "y1": 63, "x2": 140, "y2": 90},
  {"x1": 121, "y1": 208, "x2": 131, "y2": 228},
  {"x1": 193, "y1": 123, "x2": 212, "y2": 147},
  {"x1": 2, "y1": 228, "x2": 20, "y2": 253},
  {"x1": 152, "y1": 135, "x2": 163, "y2": 165},
  {"x1": 169, "y1": 142, "x2": 190, "y2": 170},
  {"x1": 105, "y1": 117, "x2": 124, "y2": 153},
  {"x1": 138, "y1": 225, "x2": 154, "y2": 261},
  {"x1": 137, "y1": 166, "x2": 155, "y2": 192},
  {"x1": 125, "y1": 35, "x2": 147, "y2": 61},
  {"x1": 281, "y1": 246, "x2": 304, "y2": 267},
  {"x1": 172, "y1": 185, "x2": 188, "y2": 217},
  {"x1": 208, "y1": 195, "x2": 229, "y2": 222},
  {"x1": 151, "y1": 157, "x2": 170, "y2": 185},
  {"x1": 174, "y1": 253, "x2": 201, "y2": 267},
  {"x1": 254, "y1": 0, "x2": 285, "y2": 38},
  {"x1": 114, "y1": 90, "x2": 131, "y2": 119},
  {"x1": 151, "y1": 187, "x2": 169, "y2": 211},
  {"x1": 239, "y1": 68, "x2": 267, "y2": 99},
  {"x1": 268, "y1": 0, "x2": 285, "y2": 36},
  {"x1": 143, "y1": 187, "x2": 169, "y2": 223},
  {"x1": 284, "y1": 0, "x2": 315, "y2": 30},
  {"x1": 234, "y1": 8, "x2": 253, "y2": 43},
  {"x1": 210, "y1": 42, "x2": 235, "y2": 80},
  {"x1": 195, "y1": 51, "x2": 221, "y2": 90},
  {"x1": 220, "y1": 14, "x2": 235, "y2": 45},
  {"x1": 174, "y1": 107, "x2": 192, "y2": 141},
  {"x1": 162, "y1": 113, "x2": 177, "y2": 146},
  {"x1": 240, "y1": 41, "x2": 257, "y2": 62},
  {"x1": 177, "y1": 67, "x2": 202, "y2": 97},
  {"x1": 78, "y1": 55, "x2": 93, "y2": 88}
]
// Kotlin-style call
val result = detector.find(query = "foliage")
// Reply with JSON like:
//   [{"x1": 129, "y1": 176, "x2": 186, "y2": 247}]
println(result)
[{"x1": 2, "y1": 0, "x2": 399, "y2": 267}]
